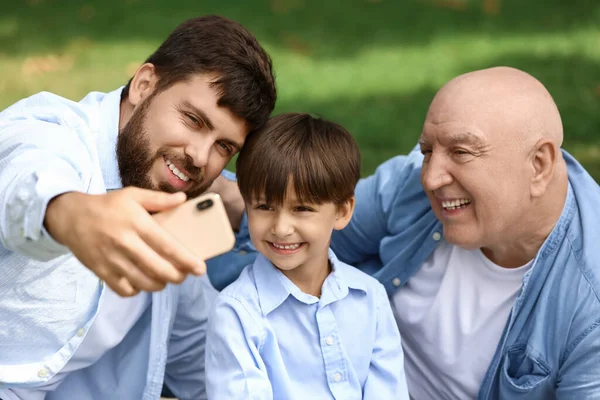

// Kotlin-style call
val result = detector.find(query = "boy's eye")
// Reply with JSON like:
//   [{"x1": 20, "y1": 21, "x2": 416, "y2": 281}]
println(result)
[
  {"x1": 255, "y1": 204, "x2": 272, "y2": 211},
  {"x1": 294, "y1": 205, "x2": 314, "y2": 212}
]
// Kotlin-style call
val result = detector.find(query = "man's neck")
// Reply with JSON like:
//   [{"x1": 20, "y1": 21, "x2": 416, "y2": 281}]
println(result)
[
  {"x1": 118, "y1": 97, "x2": 133, "y2": 131},
  {"x1": 482, "y1": 172, "x2": 568, "y2": 268}
]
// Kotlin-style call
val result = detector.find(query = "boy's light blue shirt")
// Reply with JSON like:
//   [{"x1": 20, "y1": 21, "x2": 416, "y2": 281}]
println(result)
[
  {"x1": 213, "y1": 147, "x2": 600, "y2": 399},
  {"x1": 0, "y1": 89, "x2": 239, "y2": 399},
  {"x1": 205, "y1": 249, "x2": 409, "y2": 400}
]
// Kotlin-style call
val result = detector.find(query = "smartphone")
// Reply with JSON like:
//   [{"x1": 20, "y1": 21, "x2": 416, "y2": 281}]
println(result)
[{"x1": 153, "y1": 192, "x2": 236, "y2": 261}]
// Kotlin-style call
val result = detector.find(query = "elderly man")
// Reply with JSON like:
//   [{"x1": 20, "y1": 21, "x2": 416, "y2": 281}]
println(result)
[{"x1": 214, "y1": 67, "x2": 600, "y2": 399}]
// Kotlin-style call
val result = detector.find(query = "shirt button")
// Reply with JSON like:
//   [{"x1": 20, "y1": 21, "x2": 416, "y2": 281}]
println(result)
[
  {"x1": 239, "y1": 250, "x2": 248, "y2": 256},
  {"x1": 432, "y1": 232, "x2": 442, "y2": 241},
  {"x1": 38, "y1": 368, "x2": 49, "y2": 378},
  {"x1": 333, "y1": 372, "x2": 342, "y2": 382},
  {"x1": 325, "y1": 336, "x2": 334, "y2": 346},
  {"x1": 17, "y1": 188, "x2": 30, "y2": 202},
  {"x1": 77, "y1": 328, "x2": 85, "y2": 337},
  {"x1": 392, "y1": 278, "x2": 401, "y2": 287}
]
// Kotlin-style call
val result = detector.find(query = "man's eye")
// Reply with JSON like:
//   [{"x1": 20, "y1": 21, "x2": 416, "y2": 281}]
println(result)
[
  {"x1": 186, "y1": 113, "x2": 203, "y2": 127},
  {"x1": 420, "y1": 149, "x2": 432, "y2": 160},
  {"x1": 217, "y1": 141, "x2": 233, "y2": 155},
  {"x1": 454, "y1": 149, "x2": 470, "y2": 156}
]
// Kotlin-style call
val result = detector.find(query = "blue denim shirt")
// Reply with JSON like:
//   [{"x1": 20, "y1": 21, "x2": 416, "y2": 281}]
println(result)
[
  {"x1": 215, "y1": 147, "x2": 600, "y2": 399},
  {"x1": 0, "y1": 89, "x2": 235, "y2": 399}
]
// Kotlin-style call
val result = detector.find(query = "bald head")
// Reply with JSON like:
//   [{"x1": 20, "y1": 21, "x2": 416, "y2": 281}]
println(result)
[
  {"x1": 419, "y1": 67, "x2": 568, "y2": 268},
  {"x1": 425, "y1": 67, "x2": 563, "y2": 147}
]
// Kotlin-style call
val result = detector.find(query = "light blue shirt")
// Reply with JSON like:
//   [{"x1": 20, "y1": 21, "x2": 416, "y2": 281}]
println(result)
[
  {"x1": 217, "y1": 146, "x2": 600, "y2": 399},
  {"x1": 205, "y1": 249, "x2": 409, "y2": 400},
  {"x1": 0, "y1": 88, "x2": 242, "y2": 399}
]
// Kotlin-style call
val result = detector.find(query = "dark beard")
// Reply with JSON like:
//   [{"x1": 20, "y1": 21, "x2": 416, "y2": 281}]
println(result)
[{"x1": 116, "y1": 94, "x2": 208, "y2": 198}]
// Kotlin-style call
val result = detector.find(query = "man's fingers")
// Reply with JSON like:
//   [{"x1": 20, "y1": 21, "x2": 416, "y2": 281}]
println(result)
[
  {"x1": 125, "y1": 187, "x2": 187, "y2": 213},
  {"x1": 124, "y1": 236, "x2": 188, "y2": 284},
  {"x1": 105, "y1": 249, "x2": 169, "y2": 293},
  {"x1": 103, "y1": 274, "x2": 139, "y2": 297}
]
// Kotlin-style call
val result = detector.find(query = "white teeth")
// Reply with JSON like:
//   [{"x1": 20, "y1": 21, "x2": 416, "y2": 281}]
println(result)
[
  {"x1": 442, "y1": 199, "x2": 471, "y2": 210},
  {"x1": 272, "y1": 243, "x2": 301, "y2": 250},
  {"x1": 165, "y1": 159, "x2": 190, "y2": 182}
]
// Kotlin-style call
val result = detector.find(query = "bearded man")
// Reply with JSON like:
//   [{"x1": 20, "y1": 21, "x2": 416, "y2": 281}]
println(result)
[{"x1": 0, "y1": 15, "x2": 276, "y2": 400}]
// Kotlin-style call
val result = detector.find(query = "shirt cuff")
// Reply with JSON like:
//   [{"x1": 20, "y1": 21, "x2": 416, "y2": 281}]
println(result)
[{"x1": 7, "y1": 164, "x2": 84, "y2": 260}]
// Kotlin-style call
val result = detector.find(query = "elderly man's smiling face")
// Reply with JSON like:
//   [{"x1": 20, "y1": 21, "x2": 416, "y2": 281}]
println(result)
[{"x1": 419, "y1": 67, "x2": 563, "y2": 254}]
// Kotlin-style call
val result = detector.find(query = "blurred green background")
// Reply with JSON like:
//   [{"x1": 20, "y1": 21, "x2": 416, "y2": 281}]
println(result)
[{"x1": 1, "y1": 0, "x2": 599, "y2": 179}]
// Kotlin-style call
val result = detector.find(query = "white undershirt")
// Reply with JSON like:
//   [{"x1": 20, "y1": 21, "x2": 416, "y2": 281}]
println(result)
[
  {"x1": 2, "y1": 286, "x2": 151, "y2": 400},
  {"x1": 391, "y1": 241, "x2": 532, "y2": 400}
]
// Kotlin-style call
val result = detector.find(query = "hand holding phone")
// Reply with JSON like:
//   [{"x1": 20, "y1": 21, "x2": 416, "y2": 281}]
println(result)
[
  {"x1": 153, "y1": 192, "x2": 236, "y2": 261},
  {"x1": 45, "y1": 188, "x2": 201, "y2": 297}
]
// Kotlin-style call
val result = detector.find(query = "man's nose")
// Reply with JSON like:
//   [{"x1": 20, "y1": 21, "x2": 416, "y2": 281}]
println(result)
[
  {"x1": 185, "y1": 138, "x2": 212, "y2": 168},
  {"x1": 421, "y1": 153, "x2": 453, "y2": 192}
]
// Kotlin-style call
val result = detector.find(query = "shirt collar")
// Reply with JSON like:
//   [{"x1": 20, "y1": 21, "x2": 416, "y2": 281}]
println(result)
[
  {"x1": 538, "y1": 181, "x2": 575, "y2": 260},
  {"x1": 253, "y1": 248, "x2": 368, "y2": 315},
  {"x1": 95, "y1": 87, "x2": 125, "y2": 191}
]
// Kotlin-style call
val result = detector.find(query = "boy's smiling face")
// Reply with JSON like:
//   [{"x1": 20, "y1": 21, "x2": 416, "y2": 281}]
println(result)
[{"x1": 246, "y1": 185, "x2": 354, "y2": 284}]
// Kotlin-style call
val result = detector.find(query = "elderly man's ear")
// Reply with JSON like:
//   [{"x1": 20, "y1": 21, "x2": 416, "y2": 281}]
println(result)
[{"x1": 530, "y1": 140, "x2": 559, "y2": 198}]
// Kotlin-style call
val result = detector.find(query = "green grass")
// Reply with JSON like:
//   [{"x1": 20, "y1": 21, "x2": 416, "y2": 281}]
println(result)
[{"x1": 1, "y1": 0, "x2": 599, "y2": 179}]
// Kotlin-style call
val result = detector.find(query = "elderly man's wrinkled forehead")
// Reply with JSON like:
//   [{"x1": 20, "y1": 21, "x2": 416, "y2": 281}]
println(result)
[{"x1": 422, "y1": 67, "x2": 563, "y2": 147}]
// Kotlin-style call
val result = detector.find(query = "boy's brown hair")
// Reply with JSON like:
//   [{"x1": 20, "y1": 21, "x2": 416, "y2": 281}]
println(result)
[{"x1": 236, "y1": 113, "x2": 361, "y2": 206}]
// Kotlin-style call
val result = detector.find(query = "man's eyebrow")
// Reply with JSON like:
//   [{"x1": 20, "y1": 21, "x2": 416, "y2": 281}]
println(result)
[
  {"x1": 449, "y1": 132, "x2": 486, "y2": 147},
  {"x1": 182, "y1": 100, "x2": 214, "y2": 131}
]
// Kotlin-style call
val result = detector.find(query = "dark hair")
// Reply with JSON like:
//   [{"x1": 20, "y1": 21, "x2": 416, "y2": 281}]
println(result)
[
  {"x1": 236, "y1": 113, "x2": 361, "y2": 207},
  {"x1": 121, "y1": 15, "x2": 276, "y2": 130}
]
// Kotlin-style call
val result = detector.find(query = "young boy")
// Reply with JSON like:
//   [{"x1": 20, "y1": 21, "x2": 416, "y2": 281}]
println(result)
[{"x1": 205, "y1": 113, "x2": 409, "y2": 399}]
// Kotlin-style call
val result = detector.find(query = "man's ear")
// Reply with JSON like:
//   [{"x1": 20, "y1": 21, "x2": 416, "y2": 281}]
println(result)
[
  {"x1": 127, "y1": 63, "x2": 159, "y2": 107},
  {"x1": 333, "y1": 196, "x2": 356, "y2": 231},
  {"x1": 530, "y1": 139, "x2": 557, "y2": 198}
]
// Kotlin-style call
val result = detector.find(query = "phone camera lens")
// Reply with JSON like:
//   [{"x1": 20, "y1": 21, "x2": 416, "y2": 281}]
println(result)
[{"x1": 196, "y1": 199, "x2": 214, "y2": 211}]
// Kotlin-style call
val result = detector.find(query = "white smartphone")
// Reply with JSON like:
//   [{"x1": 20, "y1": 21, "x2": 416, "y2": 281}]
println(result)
[{"x1": 153, "y1": 192, "x2": 236, "y2": 261}]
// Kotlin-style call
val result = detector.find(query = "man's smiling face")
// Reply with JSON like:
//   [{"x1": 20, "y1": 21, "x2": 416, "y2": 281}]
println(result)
[{"x1": 117, "y1": 73, "x2": 248, "y2": 198}]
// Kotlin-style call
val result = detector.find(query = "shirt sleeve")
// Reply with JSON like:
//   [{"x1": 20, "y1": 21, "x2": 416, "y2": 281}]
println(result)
[
  {"x1": 330, "y1": 154, "x2": 410, "y2": 265},
  {"x1": 362, "y1": 284, "x2": 410, "y2": 399},
  {"x1": 205, "y1": 294, "x2": 273, "y2": 400},
  {"x1": 331, "y1": 146, "x2": 423, "y2": 272},
  {"x1": 163, "y1": 275, "x2": 219, "y2": 400},
  {"x1": 0, "y1": 119, "x2": 93, "y2": 260}
]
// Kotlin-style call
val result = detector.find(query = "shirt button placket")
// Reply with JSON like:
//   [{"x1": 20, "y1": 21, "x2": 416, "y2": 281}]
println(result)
[{"x1": 317, "y1": 307, "x2": 346, "y2": 396}]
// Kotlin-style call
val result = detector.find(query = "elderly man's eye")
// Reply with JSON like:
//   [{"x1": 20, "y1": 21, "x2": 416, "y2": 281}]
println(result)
[{"x1": 452, "y1": 147, "x2": 472, "y2": 156}]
